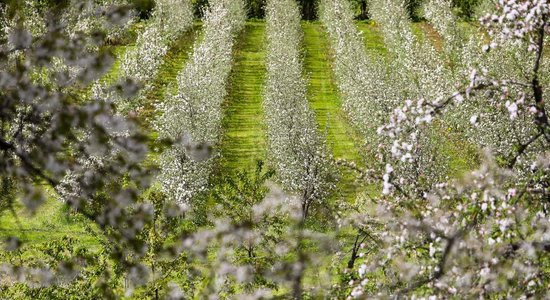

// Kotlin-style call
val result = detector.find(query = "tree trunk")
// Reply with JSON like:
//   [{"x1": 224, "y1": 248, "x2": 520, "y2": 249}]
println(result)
[
  {"x1": 360, "y1": 2, "x2": 367, "y2": 20},
  {"x1": 347, "y1": 234, "x2": 360, "y2": 269},
  {"x1": 348, "y1": 248, "x2": 358, "y2": 269},
  {"x1": 300, "y1": 0, "x2": 316, "y2": 20}
]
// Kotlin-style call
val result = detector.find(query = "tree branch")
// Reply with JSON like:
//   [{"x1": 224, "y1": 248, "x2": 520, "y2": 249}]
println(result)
[
  {"x1": 532, "y1": 18, "x2": 550, "y2": 143},
  {"x1": 507, "y1": 132, "x2": 543, "y2": 168},
  {"x1": 0, "y1": 137, "x2": 58, "y2": 186}
]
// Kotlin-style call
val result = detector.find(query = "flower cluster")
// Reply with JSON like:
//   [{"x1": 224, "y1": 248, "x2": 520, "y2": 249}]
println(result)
[
  {"x1": 480, "y1": 0, "x2": 550, "y2": 50},
  {"x1": 0, "y1": 0, "x2": 154, "y2": 292},
  {"x1": 1, "y1": 0, "x2": 47, "y2": 41},
  {"x1": 61, "y1": 0, "x2": 133, "y2": 40}
]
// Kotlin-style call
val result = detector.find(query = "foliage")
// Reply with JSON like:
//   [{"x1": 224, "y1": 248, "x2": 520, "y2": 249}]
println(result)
[
  {"x1": 209, "y1": 161, "x2": 283, "y2": 288},
  {"x1": 349, "y1": 0, "x2": 550, "y2": 297},
  {"x1": 406, "y1": 0, "x2": 424, "y2": 21},
  {"x1": 347, "y1": 0, "x2": 481, "y2": 20},
  {"x1": 350, "y1": 0, "x2": 369, "y2": 20},
  {"x1": 321, "y1": 0, "x2": 550, "y2": 298},
  {"x1": 297, "y1": 0, "x2": 317, "y2": 20},
  {"x1": 0, "y1": 236, "x2": 122, "y2": 299},
  {"x1": 319, "y1": 0, "x2": 387, "y2": 141},
  {"x1": 0, "y1": 177, "x2": 15, "y2": 216},
  {"x1": 452, "y1": 0, "x2": 480, "y2": 19},
  {"x1": 191, "y1": 0, "x2": 208, "y2": 18},
  {"x1": 246, "y1": 0, "x2": 266, "y2": 19}
]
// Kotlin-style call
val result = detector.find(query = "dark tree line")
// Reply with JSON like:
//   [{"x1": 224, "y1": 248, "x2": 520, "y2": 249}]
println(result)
[
  {"x1": 354, "y1": 0, "x2": 480, "y2": 21},
  {"x1": 239, "y1": 0, "x2": 480, "y2": 20},
  {"x1": 9, "y1": 0, "x2": 480, "y2": 21}
]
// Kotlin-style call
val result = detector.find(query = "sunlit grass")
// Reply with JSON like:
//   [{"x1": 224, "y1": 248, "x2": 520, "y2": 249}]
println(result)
[
  {"x1": 355, "y1": 20, "x2": 388, "y2": 55},
  {"x1": 302, "y1": 21, "x2": 366, "y2": 202},
  {"x1": 0, "y1": 195, "x2": 101, "y2": 250},
  {"x1": 219, "y1": 21, "x2": 268, "y2": 171}
]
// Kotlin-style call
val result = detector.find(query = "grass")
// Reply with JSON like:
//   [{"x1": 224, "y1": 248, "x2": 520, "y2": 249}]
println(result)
[
  {"x1": 219, "y1": 21, "x2": 268, "y2": 171},
  {"x1": 355, "y1": 21, "x2": 444, "y2": 55},
  {"x1": 301, "y1": 22, "x2": 365, "y2": 201},
  {"x1": 144, "y1": 24, "x2": 203, "y2": 104},
  {"x1": 102, "y1": 45, "x2": 133, "y2": 84},
  {"x1": 355, "y1": 20, "x2": 388, "y2": 55},
  {"x1": 0, "y1": 197, "x2": 101, "y2": 249}
]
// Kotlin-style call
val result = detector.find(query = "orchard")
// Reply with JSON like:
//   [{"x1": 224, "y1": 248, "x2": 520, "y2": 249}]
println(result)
[{"x1": 0, "y1": 0, "x2": 548, "y2": 298}]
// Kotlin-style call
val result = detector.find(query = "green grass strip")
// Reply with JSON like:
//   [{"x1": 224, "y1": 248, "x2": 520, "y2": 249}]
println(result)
[
  {"x1": 0, "y1": 196, "x2": 102, "y2": 248},
  {"x1": 355, "y1": 21, "x2": 443, "y2": 55},
  {"x1": 355, "y1": 21, "x2": 388, "y2": 56},
  {"x1": 301, "y1": 21, "x2": 364, "y2": 200},
  {"x1": 219, "y1": 21, "x2": 268, "y2": 171},
  {"x1": 144, "y1": 23, "x2": 202, "y2": 103}
]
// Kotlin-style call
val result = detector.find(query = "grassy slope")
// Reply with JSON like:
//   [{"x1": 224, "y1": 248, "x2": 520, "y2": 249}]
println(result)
[
  {"x1": 0, "y1": 26, "x2": 201, "y2": 250},
  {"x1": 301, "y1": 22, "x2": 364, "y2": 200},
  {"x1": 219, "y1": 21, "x2": 268, "y2": 171},
  {"x1": 0, "y1": 197, "x2": 101, "y2": 248}
]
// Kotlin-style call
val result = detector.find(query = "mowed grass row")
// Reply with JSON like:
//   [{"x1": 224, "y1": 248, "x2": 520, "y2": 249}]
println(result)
[
  {"x1": 101, "y1": 46, "x2": 132, "y2": 84},
  {"x1": 301, "y1": 22, "x2": 365, "y2": 201},
  {"x1": 355, "y1": 21, "x2": 388, "y2": 55},
  {"x1": 355, "y1": 21, "x2": 443, "y2": 55},
  {"x1": 0, "y1": 26, "x2": 201, "y2": 249},
  {"x1": 219, "y1": 21, "x2": 268, "y2": 171}
]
